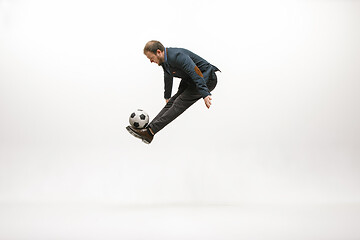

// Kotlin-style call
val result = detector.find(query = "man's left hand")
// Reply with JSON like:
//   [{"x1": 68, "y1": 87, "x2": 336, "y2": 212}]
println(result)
[{"x1": 204, "y1": 95, "x2": 212, "y2": 109}]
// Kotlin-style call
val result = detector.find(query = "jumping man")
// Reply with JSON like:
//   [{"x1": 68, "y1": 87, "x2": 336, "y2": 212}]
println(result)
[{"x1": 126, "y1": 40, "x2": 220, "y2": 144}]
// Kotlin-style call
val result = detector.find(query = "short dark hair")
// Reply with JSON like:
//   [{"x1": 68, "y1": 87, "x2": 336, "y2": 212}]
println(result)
[{"x1": 144, "y1": 40, "x2": 165, "y2": 54}]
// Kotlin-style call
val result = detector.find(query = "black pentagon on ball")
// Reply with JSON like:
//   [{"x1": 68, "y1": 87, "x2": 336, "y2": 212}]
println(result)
[
  {"x1": 133, "y1": 122, "x2": 140, "y2": 128},
  {"x1": 130, "y1": 113, "x2": 136, "y2": 118},
  {"x1": 140, "y1": 114, "x2": 146, "y2": 120}
]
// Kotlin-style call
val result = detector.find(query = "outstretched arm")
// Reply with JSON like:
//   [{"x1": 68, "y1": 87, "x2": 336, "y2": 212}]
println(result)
[{"x1": 163, "y1": 70, "x2": 173, "y2": 100}]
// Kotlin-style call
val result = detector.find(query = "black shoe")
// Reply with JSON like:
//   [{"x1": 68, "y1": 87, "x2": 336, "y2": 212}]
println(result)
[{"x1": 126, "y1": 126, "x2": 154, "y2": 144}]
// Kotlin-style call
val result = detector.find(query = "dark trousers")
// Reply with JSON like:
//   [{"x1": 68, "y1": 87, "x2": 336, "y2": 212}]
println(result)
[{"x1": 148, "y1": 74, "x2": 218, "y2": 134}]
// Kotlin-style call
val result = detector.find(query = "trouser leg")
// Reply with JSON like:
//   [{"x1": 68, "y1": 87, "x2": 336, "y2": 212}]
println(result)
[
  {"x1": 150, "y1": 89, "x2": 184, "y2": 127},
  {"x1": 149, "y1": 76, "x2": 217, "y2": 134},
  {"x1": 149, "y1": 87, "x2": 201, "y2": 134}
]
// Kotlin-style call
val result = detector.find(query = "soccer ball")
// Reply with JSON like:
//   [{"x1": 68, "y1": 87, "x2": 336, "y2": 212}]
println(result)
[{"x1": 129, "y1": 109, "x2": 149, "y2": 129}]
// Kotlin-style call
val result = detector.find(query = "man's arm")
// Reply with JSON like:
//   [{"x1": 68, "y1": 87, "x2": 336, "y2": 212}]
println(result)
[
  {"x1": 173, "y1": 53, "x2": 213, "y2": 108},
  {"x1": 164, "y1": 70, "x2": 173, "y2": 100}
]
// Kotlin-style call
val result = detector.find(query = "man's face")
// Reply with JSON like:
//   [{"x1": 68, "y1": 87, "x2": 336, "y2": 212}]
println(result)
[{"x1": 145, "y1": 50, "x2": 164, "y2": 66}]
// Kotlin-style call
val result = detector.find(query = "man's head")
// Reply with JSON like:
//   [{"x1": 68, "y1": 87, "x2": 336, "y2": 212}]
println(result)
[{"x1": 144, "y1": 40, "x2": 165, "y2": 66}]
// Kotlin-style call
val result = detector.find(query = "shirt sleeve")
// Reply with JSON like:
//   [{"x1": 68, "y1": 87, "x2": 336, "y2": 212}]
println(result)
[
  {"x1": 164, "y1": 70, "x2": 173, "y2": 99},
  {"x1": 173, "y1": 53, "x2": 211, "y2": 98}
]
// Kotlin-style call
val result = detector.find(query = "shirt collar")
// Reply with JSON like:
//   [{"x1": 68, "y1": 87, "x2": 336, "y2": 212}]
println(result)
[{"x1": 164, "y1": 48, "x2": 168, "y2": 63}]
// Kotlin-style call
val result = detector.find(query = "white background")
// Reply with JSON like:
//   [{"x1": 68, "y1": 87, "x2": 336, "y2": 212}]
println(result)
[{"x1": 0, "y1": 0, "x2": 360, "y2": 239}]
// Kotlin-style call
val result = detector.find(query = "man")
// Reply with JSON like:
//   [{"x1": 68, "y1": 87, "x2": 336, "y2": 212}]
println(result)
[{"x1": 126, "y1": 40, "x2": 220, "y2": 144}]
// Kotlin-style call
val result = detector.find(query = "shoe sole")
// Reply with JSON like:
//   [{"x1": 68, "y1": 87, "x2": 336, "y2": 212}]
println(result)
[{"x1": 126, "y1": 126, "x2": 150, "y2": 144}]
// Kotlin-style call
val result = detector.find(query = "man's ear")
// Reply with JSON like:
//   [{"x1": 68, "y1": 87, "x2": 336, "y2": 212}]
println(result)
[{"x1": 156, "y1": 49, "x2": 162, "y2": 55}]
